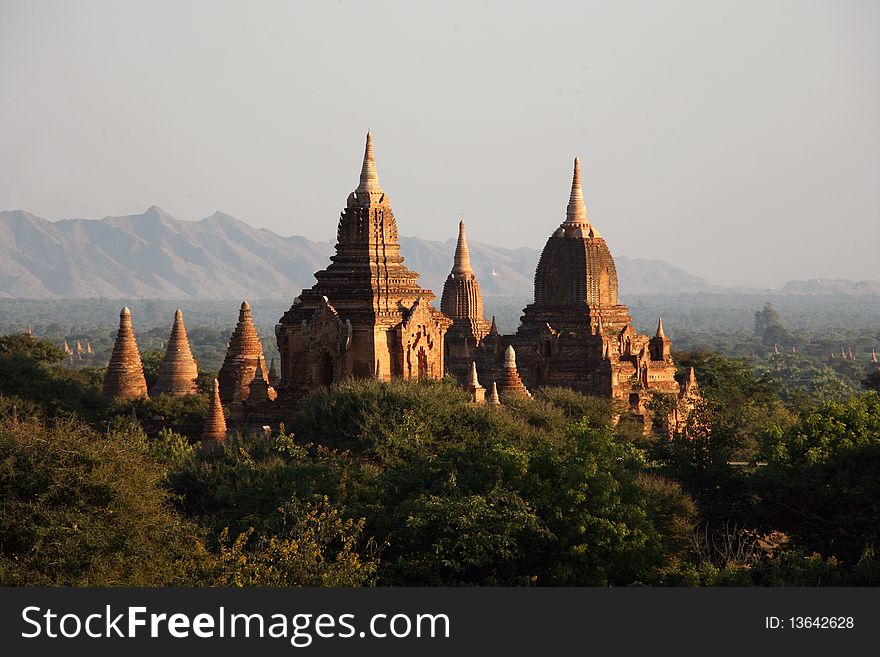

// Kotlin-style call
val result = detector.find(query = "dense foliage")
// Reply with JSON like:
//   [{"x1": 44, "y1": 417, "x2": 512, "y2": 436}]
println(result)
[{"x1": 1, "y1": 328, "x2": 878, "y2": 586}]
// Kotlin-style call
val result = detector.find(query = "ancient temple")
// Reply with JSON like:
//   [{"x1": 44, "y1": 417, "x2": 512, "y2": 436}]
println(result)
[
  {"x1": 441, "y1": 220, "x2": 492, "y2": 383},
  {"x1": 274, "y1": 133, "x2": 451, "y2": 409},
  {"x1": 152, "y1": 309, "x2": 199, "y2": 396},
  {"x1": 103, "y1": 306, "x2": 149, "y2": 401},
  {"x1": 218, "y1": 301, "x2": 269, "y2": 405},
  {"x1": 201, "y1": 379, "x2": 227, "y2": 443},
  {"x1": 456, "y1": 157, "x2": 695, "y2": 428}
]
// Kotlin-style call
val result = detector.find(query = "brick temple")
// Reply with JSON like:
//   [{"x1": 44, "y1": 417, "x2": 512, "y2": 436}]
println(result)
[
  {"x1": 271, "y1": 132, "x2": 451, "y2": 415},
  {"x1": 102, "y1": 135, "x2": 699, "y2": 436}
]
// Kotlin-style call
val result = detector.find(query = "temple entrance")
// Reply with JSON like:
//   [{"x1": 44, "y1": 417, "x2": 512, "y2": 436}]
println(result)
[{"x1": 317, "y1": 352, "x2": 334, "y2": 387}]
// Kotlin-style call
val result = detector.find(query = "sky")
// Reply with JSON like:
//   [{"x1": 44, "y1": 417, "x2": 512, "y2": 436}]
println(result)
[{"x1": 1, "y1": 0, "x2": 878, "y2": 287}]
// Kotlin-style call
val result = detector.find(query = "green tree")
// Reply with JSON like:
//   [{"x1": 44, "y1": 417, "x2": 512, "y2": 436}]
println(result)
[
  {"x1": 0, "y1": 333, "x2": 64, "y2": 364},
  {"x1": 0, "y1": 416, "x2": 200, "y2": 585},
  {"x1": 760, "y1": 393, "x2": 880, "y2": 562}
]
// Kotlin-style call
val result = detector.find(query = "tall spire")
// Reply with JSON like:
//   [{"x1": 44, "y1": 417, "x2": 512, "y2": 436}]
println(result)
[
  {"x1": 356, "y1": 131, "x2": 383, "y2": 195},
  {"x1": 152, "y1": 309, "x2": 199, "y2": 396},
  {"x1": 656, "y1": 317, "x2": 665, "y2": 338},
  {"x1": 103, "y1": 306, "x2": 149, "y2": 401},
  {"x1": 565, "y1": 157, "x2": 587, "y2": 223},
  {"x1": 452, "y1": 220, "x2": 474, "y2": 276}
]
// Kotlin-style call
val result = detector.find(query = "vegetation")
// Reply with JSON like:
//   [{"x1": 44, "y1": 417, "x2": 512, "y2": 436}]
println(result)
[{"x1": 1, "y1": 321, "x2": 878, "y2": 586}]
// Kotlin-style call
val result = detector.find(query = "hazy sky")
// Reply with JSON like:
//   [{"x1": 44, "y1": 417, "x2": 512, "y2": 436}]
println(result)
[{"x1": 1, "y1": 0, "x2": 878, "y2": 287}]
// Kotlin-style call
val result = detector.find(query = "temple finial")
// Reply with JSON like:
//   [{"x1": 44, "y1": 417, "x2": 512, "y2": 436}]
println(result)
[
  {"x1": 565, "y1": 157, "x2": 587, "y2": 223},
  {"x1": 452, "y1": 220, "x2": 473, "y2": 276},
  {"x1": 356, "y1": 131, "x2": 383, "y2": 194},
  {"x1": 656, "y1": 317, "x2": 665, "y2": 338}
]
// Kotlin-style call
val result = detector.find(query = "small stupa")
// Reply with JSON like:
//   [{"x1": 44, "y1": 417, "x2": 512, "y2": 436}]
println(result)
[
  {"x1": 486, "y1": 381, "x2": 501, "y2": 405},
  {"x1": 102, "y1": 307, "x2": 149, "y2": 401},
  {"x1": 495, "y1": 346, "x2": 531, "y2": 398},
  {"x1": 268, "y1": 357, "x2": 280, "y2": 387},
  {"x1": 465, "y1": 361, "x2": 486, "y2": 403},
  {"x1": 152, "y1": 309, "x2": 199, "y2": 396},
  {"x1": 247, "y1": 358, "x2": 277, "y2": 403},
  {"x1": 201, "y1": 379, "x2": 228, "y2": 443}
]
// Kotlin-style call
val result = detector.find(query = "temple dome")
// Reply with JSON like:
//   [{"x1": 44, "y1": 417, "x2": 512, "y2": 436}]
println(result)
[{"x1": 533, "y1": 157, "x2": 618, "y2": 307}]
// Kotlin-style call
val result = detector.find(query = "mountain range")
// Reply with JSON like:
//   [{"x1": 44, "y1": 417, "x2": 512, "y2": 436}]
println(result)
[
  {"x1": 0, "y1": 207, "x2": 719, "y2": 299},
  {"x1": 0, "y1": 207, "x2": 874, "y2": 300}
]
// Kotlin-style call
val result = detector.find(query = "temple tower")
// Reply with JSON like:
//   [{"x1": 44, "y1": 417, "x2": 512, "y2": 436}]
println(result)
[
  {"x1": 218, "y1": 301, "x2": 269, "y2": 405},
  {"x1": 501, "y1": 157, "x2": 679, "y2": 403},
  {"x1": 103, "y1": 307, "x2": 149, "y2": 401},
  {"x1": 152, "y1": 309, "x2": 199, "y2": 396},
  {"x1": 441, "y1": 220, "x2": 492, "y2": 382},
  {"x1": 201, "y1": 379, "x2": 227, "y2": 443},
  {"x1": 275, "y1": 133, "x2": 450, "y2": 409}
]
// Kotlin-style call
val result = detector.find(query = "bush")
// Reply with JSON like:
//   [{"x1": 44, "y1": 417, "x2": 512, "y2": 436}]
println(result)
[{"x1": 0, "y1": 416, "x2": 200, "y2": 585}]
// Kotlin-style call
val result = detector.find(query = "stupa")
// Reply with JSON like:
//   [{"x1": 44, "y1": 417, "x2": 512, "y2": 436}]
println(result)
[
  {"x1": 152, "y1": 309, "x2": 199, "y2": 396},
  {"x1": 495, "y1": 346, "x2": 531, "y2": 399},
  {"x1": 102, "y1": 307, "x2": 149, "y2": 401},
  {"x1": 201, "y1": 379, "x2": 227, "y2": 443},
  {"x1": 218, "y1": 301, "x2": 269, "y2": 405},
  {"x1": 465, "y1": 361, "x2": 486, "y2": 403}
]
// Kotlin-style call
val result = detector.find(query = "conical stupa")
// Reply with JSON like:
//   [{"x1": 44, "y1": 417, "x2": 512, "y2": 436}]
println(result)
[
  {"x1": 268, "y1": 357, "x2": 280, "y2": 387},
  {"x1": 487, "y1": 381, "x2": 501, "y2": 405},
  {"x1": 218, "y1": 301, "x2": 268, "y2": 404},
  {"x1": 103, "y1": 307, "x2": 149, "y2": 401},
  {"x1": 465, "y1": 361, "x2": 486, "y2": 403},
  {"x1": 201, "y1": 379, "x2": 227, "y2": 443},
  {"x1": 152, "y1": 309, "x2": 199, "y2": 396},
  {"x1": 247, "y1": 358, "x2": 277, "y2": 403}
]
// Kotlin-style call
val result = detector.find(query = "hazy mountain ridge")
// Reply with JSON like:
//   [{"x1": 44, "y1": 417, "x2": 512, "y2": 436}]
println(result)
[
  {"x1": 2, "y1": 207, "x2": 724, "y2": 299},
  {"x1": 776, "y1": 279, "x2": 880, "y2": 296}
]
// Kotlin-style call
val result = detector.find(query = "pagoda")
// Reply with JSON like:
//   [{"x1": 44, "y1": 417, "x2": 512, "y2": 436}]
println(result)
[
  {"x1": 201, "y1": 379, "x2": 227, "y2": 443},
  {"x1": 274, "y1": 133, "x2": 451, "y2": 409},
  {"x1": 152, "y1": 309, "x2": 199, "y2": 396},
  {"x1": 218, "y1": 301, "x2": 269, "y2": 405},
  {"x1": 102, "y1": 307, "x2": 149, "y2": 401}
]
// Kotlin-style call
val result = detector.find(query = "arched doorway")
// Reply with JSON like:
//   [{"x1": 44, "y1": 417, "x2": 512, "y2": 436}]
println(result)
[{"x1": 317, "y1": 352, "x2": 334, "y2": 387}]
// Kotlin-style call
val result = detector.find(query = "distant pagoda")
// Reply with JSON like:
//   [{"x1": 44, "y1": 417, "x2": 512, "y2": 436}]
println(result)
[
  {"x1": 103, "y1": 306, "x2": 149, "y2": 401},
  {"x1": 218, "y1": 301, "x2": 269, "y2": 405},
  {"x1": 274, "y1": 133, "x2": 450, "y2": 409},
  {"x1": 441, "y1": 220, "x2": 492, "y2": 383},
  {"x1": 152, "y1": 309, "x2": 199, "y2": 396}
]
